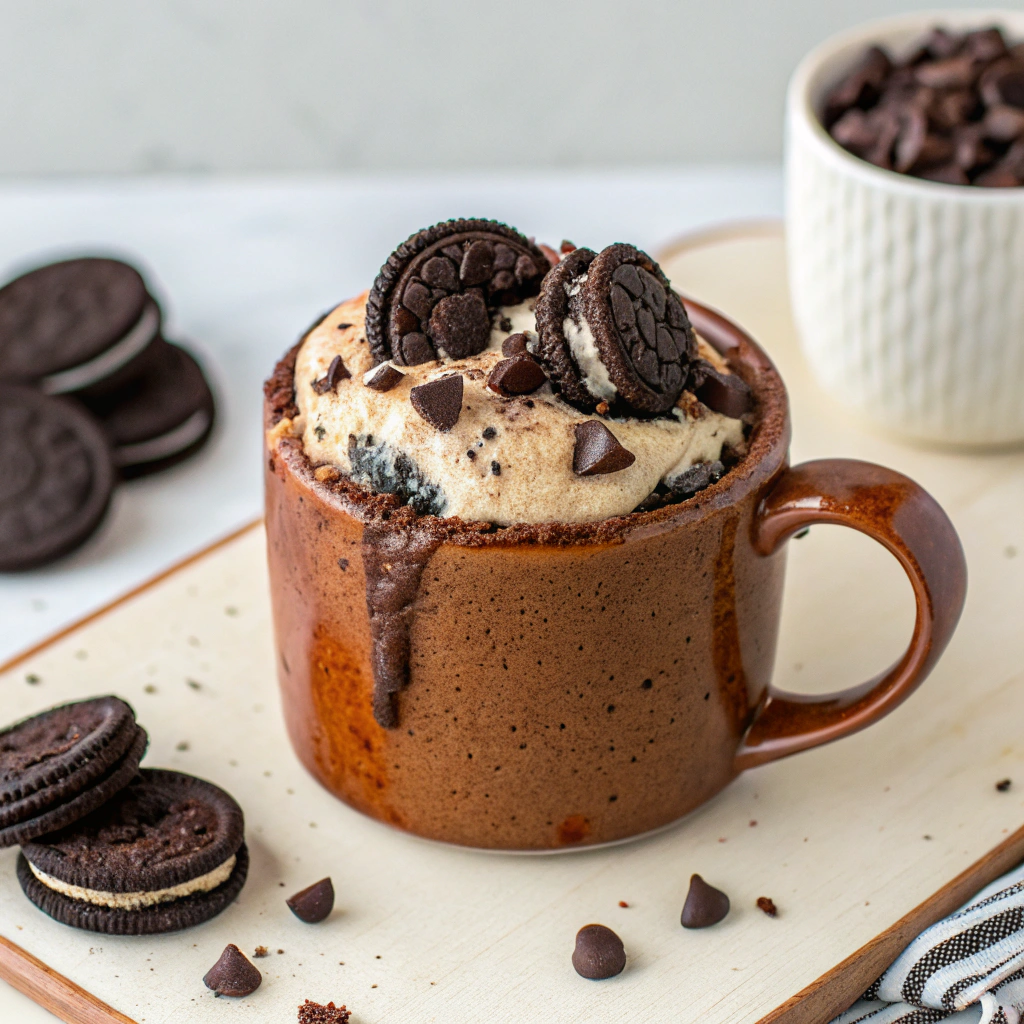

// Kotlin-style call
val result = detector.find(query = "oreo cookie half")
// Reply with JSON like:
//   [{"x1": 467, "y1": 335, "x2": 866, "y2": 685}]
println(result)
[
  {"x1": 0, "y1": 258, "x2": 161, "y2": 396},
  {"x1": 536, "y1": 244, "x2": 696, "y2": 416},
  {"x1": 0, "y1": 697, "x2": 146, "y2": 847},
  {"x1": 365, "y1": 219, "x2": 550, "y2": 367},
  {"x1": 18, "y1": 769, "x2": 248, "y2": 935},
  {"x1": 0, "y1": 386, "x2": 116, "y2": 571},
  {"x1": 81, "y1": 339, "x2": 215, "y2": 478}
]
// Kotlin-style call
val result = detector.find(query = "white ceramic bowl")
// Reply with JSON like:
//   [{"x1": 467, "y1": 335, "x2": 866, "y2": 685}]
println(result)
[{"x1": 786, "y1": 9, "x2": 1024, "y2": 446}]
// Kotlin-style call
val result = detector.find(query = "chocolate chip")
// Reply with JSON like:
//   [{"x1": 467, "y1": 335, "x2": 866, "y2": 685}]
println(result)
[
  {"x1": 428, "y1": 292, "x2": 491, "y2": 360},
  {"x1": 487, "y1": 355, "x2": 546, "y2": 396},
  {"x1": 823, "y1": 46, "x2": 892, "y2": 126},
  {"x1": 691, "y1": 361, "x2": 753, "y2": 418},
  {"x1": 466, "y1": 449, "x2": 476, "y2": 460},
  {"x1": 572, "y1": 924, "x2": 626, "y2": 980},
  {"x1": 756, "y1": 897, "x2": 778, "y2": 917},
  {"x1": 573, "y1": 421, "x2": 636, "y2": 476},
  {"x1": 364, "y1": 363, "x2": 406, "y2": 392},
  {"x1": 997, "y1": 778, "x2": 1012, "y2": 791},
  {"x1": 203, "y1": 944, "x2": 262, "y2": 997},
  {"x1": 286, "y1": 877, "x2": 335, "y2": 923},
  {"x1": 501, "y1": 332, "x2": 529, "y2": 357},
  {"x1": 410, "y1": 375, "x2": 463, "y2": 431},
  {"x1": 312, "y1": 355, "x2": 350, "y2": 395},
  {"x1": 490, "y1": 460, "x2": 501, "y2": 476},
  {"x1": 681, "y1": 874, "x2": 730, "y2": 928},
  {"x1": 915, "y1": 55, "x2": 977, "y2": 89},
  {"x1": 482, "y1": 426, "x2": 497, "y2": 440}
]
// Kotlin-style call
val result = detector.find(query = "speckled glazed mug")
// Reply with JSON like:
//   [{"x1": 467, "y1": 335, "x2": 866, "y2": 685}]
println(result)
[{"x1": 264, "y1": 300, "x2": 967, "y2": 851}]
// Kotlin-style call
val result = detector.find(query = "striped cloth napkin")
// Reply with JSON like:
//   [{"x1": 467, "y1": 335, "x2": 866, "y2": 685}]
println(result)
[{"x1": 832, "y1": 863, "x2": 1024, "y2": 1024}]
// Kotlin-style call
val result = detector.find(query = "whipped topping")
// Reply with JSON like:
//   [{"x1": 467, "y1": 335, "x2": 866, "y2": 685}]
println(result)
[
  {"x1": 287, "y1": 294, "x2": 745, "y2": 526},
  {"x1": 28, "y1": 854, "x2": 237, "y2": 911}
]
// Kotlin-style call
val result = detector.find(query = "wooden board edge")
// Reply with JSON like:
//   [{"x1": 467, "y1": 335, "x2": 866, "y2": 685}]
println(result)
[
  {"x1": 0, "y1": 518, "x2": 263, "y2": 678},
  {"x1": 655, "y1": 218, "x2": 784, "y2": 267},
  {"x1": 0, "y1": 936, "x2": 138, "y2": 1024}
]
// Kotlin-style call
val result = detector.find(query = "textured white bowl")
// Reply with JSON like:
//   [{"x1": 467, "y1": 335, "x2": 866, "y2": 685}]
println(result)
[{"x1": 786, "y1": 9, "x2": 1024, "y2": 446}]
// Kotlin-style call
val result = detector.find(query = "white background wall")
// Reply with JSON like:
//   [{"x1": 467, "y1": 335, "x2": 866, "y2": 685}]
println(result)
[{"x1": 0, "y1": 0, "x2": 1020, "y2": 176}]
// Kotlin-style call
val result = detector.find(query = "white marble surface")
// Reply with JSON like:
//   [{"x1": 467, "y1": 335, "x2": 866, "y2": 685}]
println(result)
[{"x1": 0, "y1": 167, "x2": 781, "y2": 666}]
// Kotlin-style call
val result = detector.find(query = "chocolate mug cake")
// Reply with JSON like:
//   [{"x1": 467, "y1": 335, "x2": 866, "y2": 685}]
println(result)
[{"x1": 264, "y1": 219, "x2": 967, "y2": 850}]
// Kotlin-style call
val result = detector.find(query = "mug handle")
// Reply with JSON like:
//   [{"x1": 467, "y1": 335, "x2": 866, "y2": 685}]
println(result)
[{"x1": 733, "y1": 458, "x2": 967, "y2": 772}]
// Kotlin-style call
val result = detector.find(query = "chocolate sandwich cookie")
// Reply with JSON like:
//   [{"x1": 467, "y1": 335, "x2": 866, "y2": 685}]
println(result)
[
  {"x1": 0, "y1": 697, "x2": 146, "y2": 848},
  {"x1": 81, "y1": 339, "x2": 215, "y2": 479},
  {"x1": 0, "y1": 386, "x2": 116, "y2": 571},
  {"x1": 0, "y1": 258, "x2": 161, "y2": 397},
  {"x1": 365, "y1": 218, "x2": 550, "y2": 367},
  {"x1": 534, "y1": 247, "x2": 601, "y2": 411},
  {"x1": 18, "y1": 769, "x2": 248, "y2": 934}
]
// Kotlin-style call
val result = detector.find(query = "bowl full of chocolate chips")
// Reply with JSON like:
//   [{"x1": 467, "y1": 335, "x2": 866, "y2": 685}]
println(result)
[{"x1": 785, "y1": 10, "x2": 1024, "y2": 448}]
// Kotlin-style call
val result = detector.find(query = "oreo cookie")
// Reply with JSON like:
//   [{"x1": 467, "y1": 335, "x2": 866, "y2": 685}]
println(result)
[
  {"x1": 0, "y1": 697, "x2": 146, "y2": 848},
  {"x1": 365, "y1": 219, "x2": 550, "y2": 367},
  {"x1": 536, "y1": 244, "x2": 696, "y2": 416},
  {"x1": 18, "y1": 768, "x2": 248, "y2": 934},
  {"x1": 0, "y1": 386, "x2": 116, "y2": 571},
  {"x1": 81, "y1": 339, "x2": 215, "y2": 479},
  {"x1": 0, "y1": 258, "x2": 161, "y2": 398}
]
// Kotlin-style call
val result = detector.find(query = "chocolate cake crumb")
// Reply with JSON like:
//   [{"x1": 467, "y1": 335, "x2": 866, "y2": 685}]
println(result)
[
  {"x1": 618, "y1": 900, "x2": 629, "y2": 908},
  {"x1": 253, "y1": 946, "x2": 269, "y2": 958},
  {"x1": 756, "y1": 897, "x2": 778, "y2": 917},
  {"x1": 997, "y1": 778, "x2": 1012, "y2": 791},
  {"x1": 297, "y1": 999, "x2": 351, "y2": 1023}
]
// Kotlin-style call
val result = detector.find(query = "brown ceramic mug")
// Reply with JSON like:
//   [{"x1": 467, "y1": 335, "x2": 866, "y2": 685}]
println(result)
[{"x1": 264, "y1": 298, "x2": 967, "y2": 851}]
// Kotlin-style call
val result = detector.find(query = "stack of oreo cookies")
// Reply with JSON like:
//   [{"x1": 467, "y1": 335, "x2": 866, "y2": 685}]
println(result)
[
  {"x1": 3, "y1": 697, "x2": 248, "y2": 935},
  {"x1": 0, "y1": 256, "x2": 217, "y2": 571}
]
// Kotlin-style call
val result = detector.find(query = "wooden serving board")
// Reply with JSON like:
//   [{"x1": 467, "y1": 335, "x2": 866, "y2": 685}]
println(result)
[{"x1": 2, "y1": 224, "x2": 1024, "y2": 1024}]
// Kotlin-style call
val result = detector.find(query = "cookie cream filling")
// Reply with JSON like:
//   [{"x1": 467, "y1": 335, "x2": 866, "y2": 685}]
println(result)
[
  {"x1": 285, "y1": 293, "x2": 745, "y2": 526},
  {"x1": 27, "y1": 853, "x2": 236, "y2": 911}
]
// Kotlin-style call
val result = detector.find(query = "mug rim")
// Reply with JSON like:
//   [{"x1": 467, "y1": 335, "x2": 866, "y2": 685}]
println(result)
[
  {"x1": 266, "y1": 298, "x2": 791, "y2": 547},
  {"x1": 787, "y1": 7, "x2": 1024, "y2": 202}
]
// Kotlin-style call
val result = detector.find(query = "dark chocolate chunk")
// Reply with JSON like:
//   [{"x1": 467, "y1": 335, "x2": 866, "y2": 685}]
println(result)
[
  {"x1": 365, "y1": 219, "x2": 550, "y2": 366},
  {"x1": 204, "y1": 944, "x2": 262, "y2": 997},
  {"x1": 681, "y1": 874, "x2": 730, "y2": 928},
  {"x1": 572, "y1": 421, "x2": 636, "y2": 476},
  {"x1": 312, "y1": 355, "x2": 350, "y2": 395},
  {"x1": 691, "y1": 360, "x2": 753, "y2": 418},
  {"x1": 298, "y1": 1000, "x2": 351, "y2": 1024},
  {"x1": 363, "y1": 363, "x2": 406, "y2": 392},
  {"x1": 501, "y1": 332, "x2": 529, "y2": 357},
  {"x1": 428, "y1": 293, "x2": 491, "y2": 360},
  {"x1": 487, "y1": 355, "x2": 546, "y2": 396},
  {"x1": 756, "y1": 896, "x2": 778, "y2": 917},
  {"x1": 286, "y1": 877, "x2": 335, "y2": 923},
  {"x1": 0, "y1": 387, "x2": 115, "y2": 571},
  {"x1": 572, "y1": 923, "x2": 626, "y2": 980},
  {"x1": 409, "y1": 375, "x2": 463, "y2": 431}
]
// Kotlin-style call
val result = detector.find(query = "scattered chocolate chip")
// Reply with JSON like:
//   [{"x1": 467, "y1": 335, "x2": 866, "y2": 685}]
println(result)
[
  {"x1": 298, "y1": 1000, "x2": 351, "y2": 1024},
  {"x1": 691, "y1": 361, "x2": 753, "y2": 418},
  {"x1": 253, "y1": 946, "x2": 269, "y2": 958},
  {"x1": 482, "y1": 426, "x2": 497, "y2": 439},
  {"x1": 312, "y1": 355, "x2": 350, "y2": 395},
  {"x1": 364, "y1": 363, "x2": 406, "y2": 392},
  {"x1": 490, "y1": 460, "x2": 501, "y2": 476},
  {"x1": 572, "y1": 924, "x2": 626, "y2": 980},
  {"x1": 429, "y1": 292, "x2": 491, "y2": 360},
  {"x1": 410, "y1": 375, "x2": 463, "y2": 431},
  {"x1": 573, "y1": 421, "x2": 636, "y2": 476},
  {"x1": 487, "y1": 355, "x2": 546, "y2": 396},
  {"x1": 997, "y1": 778, "x2": 1012, "y2": 791},
  {"x1": 501, "y1": 332, "x2": 530, "y2": 357},
  {"x1": 203, "y1": 944, "x2": 262, "y2": 997},
  {"x1": 287, "y1": 877, "x2": 335, "y2": 923},
  {"x1": 681, "y1": 874, "x2": 730, "y2": 928},
  {"x1": 756, "y1": 897, "x2": 778, "y2": 917}
]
